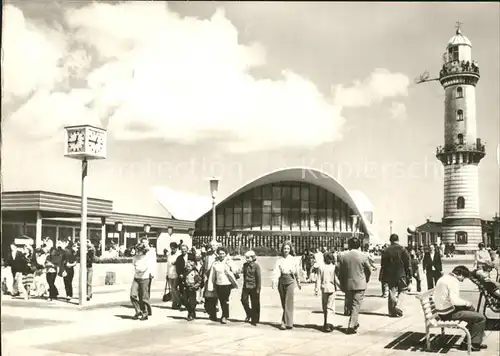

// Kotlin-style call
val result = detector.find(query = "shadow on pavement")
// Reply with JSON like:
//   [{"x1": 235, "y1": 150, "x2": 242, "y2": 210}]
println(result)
[
  {"x1": 384, "y1": 331, "x2": 462, "y2": 353},
  {"x1": 114, "y1": 314, "x2": 137, "y2": 320}
]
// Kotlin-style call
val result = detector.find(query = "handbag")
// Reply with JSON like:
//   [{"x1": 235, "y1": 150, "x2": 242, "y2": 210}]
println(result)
[
  {"x1": 162, "y1": 279, "x2": 171, "y2": 302},
  {"x1": 225, "y1": 269, "x2": 238, "y2": 289}
]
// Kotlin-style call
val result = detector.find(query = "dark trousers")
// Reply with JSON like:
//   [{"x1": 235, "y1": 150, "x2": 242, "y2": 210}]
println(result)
[
  {"x1": 215, "y1": 285, "x2": 232, "y2": 319},
  {"x1": 425, "y1": 270, "x2": 441, "y2": 290},
  {"x1": 441, "y1": 305, "x2": 486, "y2": 344},
  {"x1": 412, "y1": 273, "x2": 421, "y2": 292},
  {"x1": 46, "y1": 272, "x2": 58, "y2": 298},
  {"x1": 130, "y1": 278, "x2": 150, "y2": 316},
  {"x1": 388, "y1": 278, "x2": 408, "y2": 316},
  {"x1": 183, "y1": 289, "x2": 198, "y2": 318},
  {"x1": 344, "y1": 290, "x2": 364, "y2": 329},
  {"x1": 241, "y1": 287, "x2": 260, "y2": 323},
  {"x1": 278, "y1": 281, "x2": 295, "y2": 327},
  {"x1": 204, "y1": 296, "x2": 218, "y2": 320},
  {"x1": 87, "y1": 267, "x2": 93, "y2": 298},
  {"x1": 63, "y1": 268, "x2": 74, "y2": 298},
  {"x1": 145, "y1": 277, "x2": 153, "y2": 315}
]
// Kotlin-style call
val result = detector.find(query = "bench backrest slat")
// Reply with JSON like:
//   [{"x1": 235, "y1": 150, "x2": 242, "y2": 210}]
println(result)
[{"x1": 417, "y1": 289, "x2": 440, "y2": 325}]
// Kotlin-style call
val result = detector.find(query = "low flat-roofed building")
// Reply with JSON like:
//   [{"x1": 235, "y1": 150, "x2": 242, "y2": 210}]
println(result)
[{"x1": 1, "y1": 190, "x2": 194, "y2": 256}]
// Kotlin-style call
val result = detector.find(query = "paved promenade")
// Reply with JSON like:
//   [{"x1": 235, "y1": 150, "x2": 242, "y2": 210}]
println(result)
[{"x1": 2, "y1": 259, "x2": 499, "y2": 356}]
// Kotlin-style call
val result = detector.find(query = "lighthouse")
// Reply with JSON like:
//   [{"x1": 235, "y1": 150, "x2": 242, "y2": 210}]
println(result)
[{"x1": 436, "y1": 25, "x2": 485, "y2": 253}]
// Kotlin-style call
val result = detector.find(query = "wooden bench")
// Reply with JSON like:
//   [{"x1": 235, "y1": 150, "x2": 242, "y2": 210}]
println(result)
[{"x1": 416, "y1": 289, "x2": 472, "y2": 355}]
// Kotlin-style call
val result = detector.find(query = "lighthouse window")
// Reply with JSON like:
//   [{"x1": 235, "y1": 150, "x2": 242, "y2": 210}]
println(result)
[
  {"x1": 455, "y1": 231, "x2": 468, "y2": 244},
  {"x1": 457, "y1": 196, "x2": 465, "y2": 209},
  {"x1": 457, "y1": 109, "x2": 464, "y2": 121},
  {"x1": 456, "y1": 87, "x2": 463, "y2": 98},
  {"x1": 457, "y1": 134, "x2": 464, "y2": 145},
  {"x1": 448, "y1": 46, "x2": 459, "y2": 62}
]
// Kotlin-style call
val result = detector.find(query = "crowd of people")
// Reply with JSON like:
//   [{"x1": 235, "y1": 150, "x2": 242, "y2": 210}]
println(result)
[
  {"x1": 2, "y1": 237, "x2": 95, "y2": 301},
  {"x1": 3, "y1": 232, "x2": 499, "y2": 351}
]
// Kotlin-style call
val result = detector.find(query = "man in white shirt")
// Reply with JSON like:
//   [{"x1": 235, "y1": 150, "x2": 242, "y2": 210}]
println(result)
[{"x1": 434, "y1": 265, "x2": 487, "y2": 351}]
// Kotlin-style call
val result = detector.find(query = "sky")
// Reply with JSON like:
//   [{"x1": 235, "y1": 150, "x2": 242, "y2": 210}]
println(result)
[{"x1": 2, "y1": 1, "x2": 499, "y2": 243}]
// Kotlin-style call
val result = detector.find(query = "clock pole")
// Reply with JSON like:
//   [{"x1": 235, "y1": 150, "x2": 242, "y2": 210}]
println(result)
[
  {"x1": 64, "y1": 124, "x2": 107, "y2": 308},
  {"x1": 79, "y1": 158, "x2": 88, "y2": 306}
]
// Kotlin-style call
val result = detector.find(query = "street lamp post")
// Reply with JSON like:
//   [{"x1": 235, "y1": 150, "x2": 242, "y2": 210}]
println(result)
[
  {"x1": 64, "y1": 124, "x2": 107, "y2": 306},
  {"x1": 389, "y1": 220, "x2": 393, "y2": 236},
  {"x1": 209, "y1": 178, "x2": 219, "y2": 244}
]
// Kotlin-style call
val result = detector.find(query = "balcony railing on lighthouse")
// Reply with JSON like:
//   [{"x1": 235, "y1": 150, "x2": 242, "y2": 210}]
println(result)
[
  {"x1": 436, "y1": 142, "x2": 485, "y2": 155},
  {"x1": 439, "y1": 60, "x2": 480, "y2": 79}
]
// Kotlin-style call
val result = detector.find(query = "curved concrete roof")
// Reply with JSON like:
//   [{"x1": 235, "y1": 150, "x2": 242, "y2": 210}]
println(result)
[{"x1": 196, "y1": 167, "x2": 376, "y2": 238}]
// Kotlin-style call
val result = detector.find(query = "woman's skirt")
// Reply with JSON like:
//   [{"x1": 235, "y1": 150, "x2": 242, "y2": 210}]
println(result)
[{"x1": 22, "y1": 273, "x2": 34, "y2": 290}]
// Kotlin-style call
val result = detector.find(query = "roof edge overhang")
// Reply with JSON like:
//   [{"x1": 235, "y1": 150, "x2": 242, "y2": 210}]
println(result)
[{"x1": 193, "y1": 166, "x2": 376, "y2": 238}]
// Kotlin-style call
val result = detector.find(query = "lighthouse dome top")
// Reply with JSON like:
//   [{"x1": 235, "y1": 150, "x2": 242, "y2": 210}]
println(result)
[{"x1": 447, "y1": 28, "x2": 472, "y2": 47}]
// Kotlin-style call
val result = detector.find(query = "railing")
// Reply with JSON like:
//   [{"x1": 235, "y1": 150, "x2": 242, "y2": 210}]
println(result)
[
  {"x1": 193, "y1": 234, "x2": 360, "y2": 255},
  {"x1": 436, "y1": 142, "x2": 486, "y2": 155},
  {"x1": 440, "y1": 60, "x2": 479, "y2": 78}
]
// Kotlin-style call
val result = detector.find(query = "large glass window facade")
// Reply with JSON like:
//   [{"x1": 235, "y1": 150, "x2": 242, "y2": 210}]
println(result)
[{"x1": 195, "y1": 181, "x2": 361, "y2": 234}]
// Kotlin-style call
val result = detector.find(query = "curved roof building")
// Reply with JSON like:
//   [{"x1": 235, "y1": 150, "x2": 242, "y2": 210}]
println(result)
[{"x1": 177, "y1": 167, "x2": 378, "y2": 249}]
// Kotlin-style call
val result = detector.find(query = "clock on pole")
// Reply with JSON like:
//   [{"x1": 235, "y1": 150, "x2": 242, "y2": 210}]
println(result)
[{"x1": 64, "y1": 124, "x2": 107, "y2": 306}]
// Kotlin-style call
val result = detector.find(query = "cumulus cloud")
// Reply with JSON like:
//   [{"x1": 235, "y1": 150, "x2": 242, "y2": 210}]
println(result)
[
  {"x1": 3, "y1": 2, "x2": 410, "y2": 153},
  {"x1": 2, "y1": 5, "x2": 68, "y2": 102},
  {"x1": 389, "y1": 101, "x2": 407, "y2": 120},
  {"x1": 332, "y1": 68, "x2": 409, "y2": 108}
]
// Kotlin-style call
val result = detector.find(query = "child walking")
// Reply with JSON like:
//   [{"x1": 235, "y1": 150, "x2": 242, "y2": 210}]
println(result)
[
  {"x1": 314, "y1": 252, "x2": 337, "y2": 332},
  {"x1": 241, "y1": 250, "x2": 261, "y2": 326},
  {"x1": 183, "y1": 260, "x2": 203, "y2": 321}
]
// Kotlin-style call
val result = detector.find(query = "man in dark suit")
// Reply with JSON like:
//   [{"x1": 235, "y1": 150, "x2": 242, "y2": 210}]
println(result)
[
  {"x1": 337, "y1": 237, "x2": 372, "y2": 334},
  {"x1": 380, "y1": 234, "x2": 412, "y2": 317},
  {"x1": 175, "y1": 244, "x2": 195, "y2": 295},
  {"x1": 422, "y1": 243, "x2": 443, "y2": 290}
]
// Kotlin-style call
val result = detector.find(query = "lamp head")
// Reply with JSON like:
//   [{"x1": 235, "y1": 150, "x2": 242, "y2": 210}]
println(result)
[
  {"x1": 115, "y1": 221, "x2": 123, "y2": 232},
  {"x1": 209, "y1": 177, "x2": 219, "y2": 199},
  {"x1": 143, "y1": 224, "x2": 151, "y2": 233}
]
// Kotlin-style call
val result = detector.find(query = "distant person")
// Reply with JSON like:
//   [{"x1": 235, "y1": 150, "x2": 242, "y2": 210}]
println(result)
[
  {"x1": 20, "y1": 245, "x2": 35, "y2": 300},
  {"x1": 474, "y1": 243, "x2": 491, "y2": 270},
  {"x1": 315, "y1": 252, "x2": 337, "y2": 332},
  {"x1": 206, "y1": 247, "x2": 239, "y2": 324},
  {"x1": 182, "y1": 260, "x2": 203, "y2": 321},
  {"x1": 130, "y1": 238, "x2": 156, "y2": 320},
  {"x1": 337, "y1": 237, "x2": 372, "y2": 334},
  {"x1": 45, "y1": 246, "x2": 61, "y2": 301},
  {"x1": 472, "y1": 261, "x2": 500, "y2": 298},
  {"x1": 175, "y1": 244, "x2": 196, "y2": 298},
  {"x1": 201, "y1": 241, "x2": 219, "y2": 320},
  {"x1": 166, "y1": 242, "x2": 181, "y2": 309},
  {"x1": 434, "y1": 266, "x2": 487, "y2": 352},
  {"x1": 241, "y1": 250, "x2": 261, "y2": 326},
  {"x1": 422, "y1": 244, "x2": 443, "y2": 290},
  {"x1": 5, "y1": 244, "x2": 24, "y2": 296},
  {"x1": 59, "y1": 240, "x2": 77, "y2": 301},
  {"x1": 409, "y1": 250, "x2": 421, "y2": 293},
  {"x1": 380, "y1": 234, "x2": 411, "y2": 317}
]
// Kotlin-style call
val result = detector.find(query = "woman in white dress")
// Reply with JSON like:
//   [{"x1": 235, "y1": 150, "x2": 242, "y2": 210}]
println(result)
[{"x1": 272, "y1": 241, "x2": 301, "y2": 330}]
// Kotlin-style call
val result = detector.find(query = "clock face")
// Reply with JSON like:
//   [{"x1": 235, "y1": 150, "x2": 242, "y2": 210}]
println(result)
[
  {"x1": 67, "y1": 130, "x2": 85, "y2": 152},
  {"x1": 88, "y1": 129, "x2": 105, "y2": 155}
]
